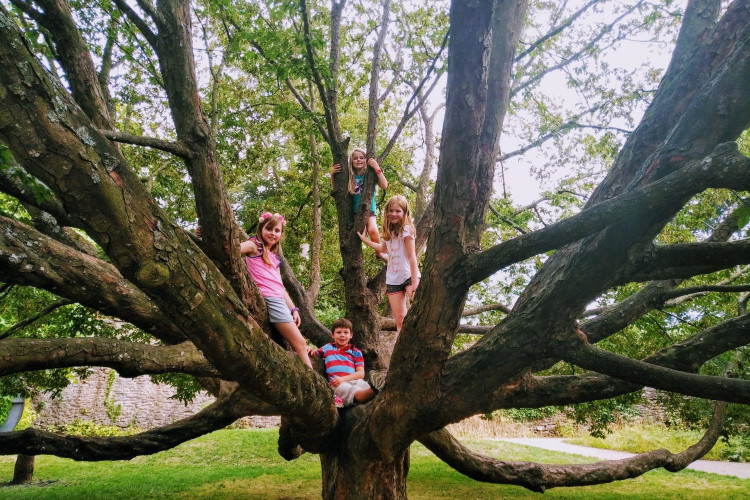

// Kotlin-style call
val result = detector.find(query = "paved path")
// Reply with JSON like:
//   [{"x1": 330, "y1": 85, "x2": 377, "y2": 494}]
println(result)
[{"x1": 499, "y1": 438, "x2": 750, "y2": 479}]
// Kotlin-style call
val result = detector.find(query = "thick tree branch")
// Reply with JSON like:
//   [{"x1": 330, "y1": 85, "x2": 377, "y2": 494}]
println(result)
[
  {"x1": 667, "y1": 0, "x2": 722, "y2": 76},
  {"x1": 0, "y1": 338, "x2": 218, "y2": 377},
  {"x1": 144, "y1": 0, "x2": 256, "y2": 310},
  {"x1": 133, "y1": 0, "x2": 162, "y2": 28},
  {"x1": 0, "y1": 390, "x2": 267, "y2": 460},
  {"x1": 664, "y1": 282, "x2": 750, "y2": 307},
  {"x1": 99, "y1": 129, "x2": 192, "y2": 159},
  {"x1": 462, "y1": 303, "x2": 511, "y2": 317},
  {"x1": 588, "y1": 0, "x2": 750, "y2": 204},
  {"x1": 374, "y1": 0, "x2": 529, "y2": 457},
  {"x1": 8, "y1": 0, "x2": 43, "y2": 22},
  {"x1": 13, "y1": 0, "x2": 114, "y2": 130},
  {"x1": 420, "y1": 404, "x2": 723, "y2": 492},
  {"x1": 465, "y1": 143, "x2": 750, "y2": 286},
  {"x1": 0, "y1": 164, "x2": 70, "y2": 225},
  {"x1": 561, "y1": 339, "x2": 750, "y2": 405},
  {"x1": 0, "y1": 215, "x2": 186, "y2": 344},
  {"x1": 625, "y1": 239, "x2": 750, "y2": 282},
  {"x1": 522, "y1": 311, "x2": 750, "y2": 409},
  {"x1": 581, "y1": 202, "x2": 750, "y2": 343},
  {"x1": 22, "y1": 203, "x2": 98, "y2": 255}
]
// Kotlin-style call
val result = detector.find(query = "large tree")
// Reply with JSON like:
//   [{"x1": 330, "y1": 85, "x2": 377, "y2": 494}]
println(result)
[{"x1": 1, "y1": 0, "x2": 750, "y2": 497}]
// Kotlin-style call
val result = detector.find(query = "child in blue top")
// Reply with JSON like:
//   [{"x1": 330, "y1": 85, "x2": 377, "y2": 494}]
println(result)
[
  {"x1": 308, "y1": 318, "x2": 375, "y2": 407},
  {"x1": 331, "y1": 148, "x2": 388, "y2": 260}
]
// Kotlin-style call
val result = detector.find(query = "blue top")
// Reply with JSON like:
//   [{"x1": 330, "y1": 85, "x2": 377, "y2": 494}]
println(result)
[{"x1": 352, "y1": 173, "x2": 377, "y2": 214}]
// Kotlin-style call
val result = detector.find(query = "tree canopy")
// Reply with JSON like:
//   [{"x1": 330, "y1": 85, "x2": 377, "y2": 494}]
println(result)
[{"x1": 1, "y1": 0, "x2": 749, "y2": 497}]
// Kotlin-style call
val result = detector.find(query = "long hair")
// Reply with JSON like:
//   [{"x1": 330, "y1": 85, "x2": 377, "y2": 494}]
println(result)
[
  {"x1": 382, "y1": 195, "x2": 415, "y2": 242},
  {"x1": 347, "y1": 147, "x2": 367, "y2": 195},
  {"x1": 255, "y1": 212, "x2": 285, "y2": 267}
]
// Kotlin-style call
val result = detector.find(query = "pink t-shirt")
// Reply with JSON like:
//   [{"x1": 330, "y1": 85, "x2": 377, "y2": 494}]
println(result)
[{"x1": 245, "y1": 238, "x2": 286, "y2": 298}]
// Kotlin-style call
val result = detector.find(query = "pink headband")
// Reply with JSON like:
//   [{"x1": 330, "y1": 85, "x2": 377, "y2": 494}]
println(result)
[{"x1": 259, "y1": 212, "x2": 286, "y2": 226}]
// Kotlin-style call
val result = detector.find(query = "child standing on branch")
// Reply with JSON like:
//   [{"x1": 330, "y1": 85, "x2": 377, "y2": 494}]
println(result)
[
  {"x1": 358, "y1": 195, "x2": 419, "y2": 334},
  {"x1": 241, "y1": 212, "x2": 312, "y2": 368},
  {"x1": 332, "y1": 147, "x2": 388, "y2": 260}
]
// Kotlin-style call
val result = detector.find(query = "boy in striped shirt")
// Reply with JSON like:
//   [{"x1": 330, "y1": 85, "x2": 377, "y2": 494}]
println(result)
[{"x1": 309, "y1": 318, "x2": 375, "y2": 407}]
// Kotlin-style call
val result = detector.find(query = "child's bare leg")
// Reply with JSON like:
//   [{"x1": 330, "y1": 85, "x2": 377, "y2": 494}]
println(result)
[
  {"x1": 354, "y1": 387, "x2": 375, "y2": 403},
  {"x1": 388, "y1": 292, "x2": 407, "y2": 334},
  {"x1": 275, "y1": 322, "x2": 313, "y2": 368},
  {"x1": 367, "y1": 216, "x2": 386, "y2": 261}
]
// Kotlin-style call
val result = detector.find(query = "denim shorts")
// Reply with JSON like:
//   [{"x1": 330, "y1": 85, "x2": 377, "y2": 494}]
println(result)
[
  {"x1": 386, "y1": 278, "x2": 411, "y2": 295},
  {"x1": 265, "y1": 297, "x2": 294, "y2": 323}
]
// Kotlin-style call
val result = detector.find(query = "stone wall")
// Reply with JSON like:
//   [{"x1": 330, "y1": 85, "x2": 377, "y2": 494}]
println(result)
[{"x1": 33, "y1": 368, "x2": 216, "y2": 430}]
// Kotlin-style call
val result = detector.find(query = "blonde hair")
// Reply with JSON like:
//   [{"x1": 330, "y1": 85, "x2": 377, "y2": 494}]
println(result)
[
  {"x1": 382, "y1": 195, "x2": 415, "y2": 241},
  {"x1": 347, "y1": 147, "x2": 368, "y2": 195},
  {"x1": 255, "y1": 212, "x2": 286, "y2": 266}
]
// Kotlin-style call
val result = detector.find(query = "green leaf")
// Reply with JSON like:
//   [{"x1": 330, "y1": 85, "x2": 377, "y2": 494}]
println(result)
[{"x1": 737, "y1": 206, "x2": 750, "y2": 230}]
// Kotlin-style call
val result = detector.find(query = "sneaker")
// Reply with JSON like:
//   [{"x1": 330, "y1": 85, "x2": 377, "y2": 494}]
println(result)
[
  {"x1": 367, "y1": 370, "x2": 387, "y2": 395},
  {"x1": 334, "y1": 396, "x2": 344, "y2": 408}
]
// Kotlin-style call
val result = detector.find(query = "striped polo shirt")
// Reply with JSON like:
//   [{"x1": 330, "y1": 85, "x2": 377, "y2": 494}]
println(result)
[{"x1": 314, "y1": 343, "x2": 364, "y2": 381}]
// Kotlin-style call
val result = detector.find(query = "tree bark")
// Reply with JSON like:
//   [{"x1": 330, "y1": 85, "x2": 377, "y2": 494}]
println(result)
[
  {"x1": 10, "y1": 455, "x2": 34, "y2": 485},
  {"x1": 321, "y1": 448, "x2": 409, "y2": 500}
]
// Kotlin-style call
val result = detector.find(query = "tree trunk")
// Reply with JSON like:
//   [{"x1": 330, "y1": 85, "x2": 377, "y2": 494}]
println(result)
[
  {"x1": 321, "y1": 448, "x2": 409, "y2": 500},
  {"x1": 11, "y1": 455, "x2": 34, "y2": 484}
]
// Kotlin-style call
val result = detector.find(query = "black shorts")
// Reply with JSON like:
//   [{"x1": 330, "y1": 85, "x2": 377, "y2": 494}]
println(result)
[{"x1": 386, "y1": 278, "x2": 411, "y2": 295}]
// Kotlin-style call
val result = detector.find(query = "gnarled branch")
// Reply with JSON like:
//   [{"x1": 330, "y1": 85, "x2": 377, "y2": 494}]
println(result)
[
  {"x1": 625, "y1": 239, "x2": 750, "y2": 283},
  {"x1": 561, "y1": 339, "x2": 750, "y2": 405},
  {"x1": 419, "y1": 401, "x2": 725, "y2": 492},
  {"x1": 0, "y1": 338, "x2": 218, "y2": 378},
  {"x1": 0, "y1": 215, "x2": 186, "y2": 344},
  {"x1": 0, "y1": 391, "x2": 256, "y2": 460},
  {"x1": 465, "y1": 143, "x2": 750, "y2": 286}
]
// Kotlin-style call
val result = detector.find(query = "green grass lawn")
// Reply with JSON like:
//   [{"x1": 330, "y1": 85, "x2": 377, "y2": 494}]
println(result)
[{"x1": 1, "y1": 429, "x2": 748, "y2": 499}]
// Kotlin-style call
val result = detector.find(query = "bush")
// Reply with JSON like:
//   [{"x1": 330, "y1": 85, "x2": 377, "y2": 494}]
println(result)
[{"x1": 46, "y1": 419, "x2": 141, "y2": 437}]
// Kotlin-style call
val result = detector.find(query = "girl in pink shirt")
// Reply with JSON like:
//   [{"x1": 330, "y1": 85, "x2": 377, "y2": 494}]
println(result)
[{"x1": 241, "y1": 212, "x2": 312, "y2": 368}]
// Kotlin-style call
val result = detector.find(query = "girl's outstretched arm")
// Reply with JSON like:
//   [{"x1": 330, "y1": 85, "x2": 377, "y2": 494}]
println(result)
[
  {"x1": 240, "y1": 238, "x2": 260, "y2": 256},
  {"x1": 404, "y1": 232, "x2": 419, "y2": 299},
  {"x1": 357, "y1": 227, "x2": 387, "y2": 254}
]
